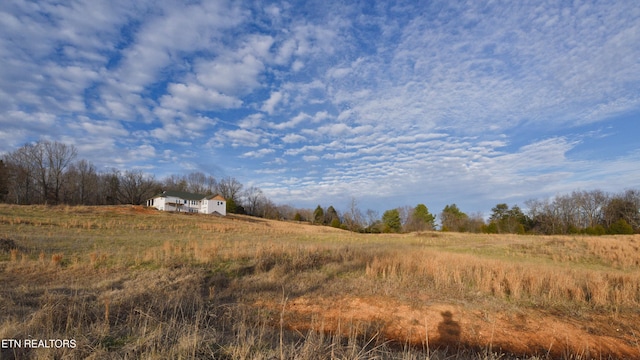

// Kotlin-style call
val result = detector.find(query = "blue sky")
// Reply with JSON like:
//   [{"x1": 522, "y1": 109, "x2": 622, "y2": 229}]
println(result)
[{"x1": 1, "y1": 0, "x2": 639, "y2": 216}]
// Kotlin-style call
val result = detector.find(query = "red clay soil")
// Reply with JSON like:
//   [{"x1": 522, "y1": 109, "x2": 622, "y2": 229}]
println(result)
[
  {"x1": 256, "y1": 295, "x2": 640, "y2": 359},
  {"x1": 103, "y1": 205, "x2": 159, "y2": 215}
]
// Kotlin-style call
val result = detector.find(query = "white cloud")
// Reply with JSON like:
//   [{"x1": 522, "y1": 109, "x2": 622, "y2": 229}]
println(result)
[
  {"x1": 195, "y1": 55, "x2": 265, "y2": 96},
  {"x1": 261, "y1": 91, "x2": 284, "y2": 114},
  {"x1": 282, "y1": 134, "x2": 306, "y2": 143},
  {"x1": 241, "y1": 148, "x2": 275, "y2": 158},
  {"x1": 219, "y1": 129, "x2": 262, "y2": 147},
  {"x1": 291, "y1": 60, "x2": 304, "y2": 72},
  {"x1": 269, "y1": 112, "x2": 310, "y2": 130},
  {"x1": 160, "y1": 82, "x2": 242, "y2": 111},
  {"x1": 238, "y1": 113, "x2": 264, "y2": 129},
  {"x1": 111, "y1": 1, "x2": 245, "y2": 91},
  {"x1": 75, "y1": 117, "x2": 129, "y2": 137}
]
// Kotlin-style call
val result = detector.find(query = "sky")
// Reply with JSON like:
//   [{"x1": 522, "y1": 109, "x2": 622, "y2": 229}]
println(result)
[{"x1": 1, "y1": 0, "x2": 639, "y2": 216}]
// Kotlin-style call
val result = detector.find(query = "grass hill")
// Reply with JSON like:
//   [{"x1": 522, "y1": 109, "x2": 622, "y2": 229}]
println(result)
[{"x1": 1, "y1": 205, "x2": 639, "y2": 359}]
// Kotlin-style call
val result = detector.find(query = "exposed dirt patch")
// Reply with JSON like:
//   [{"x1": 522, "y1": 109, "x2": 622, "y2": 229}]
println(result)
[{"x1": 256, "y1": 296, "x2": 640, "y2": 359}]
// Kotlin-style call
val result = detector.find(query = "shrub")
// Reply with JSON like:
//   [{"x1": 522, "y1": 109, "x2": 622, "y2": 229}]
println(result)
[{"x1": 608, "y1": 219, "x2": 634, "y2": 234}]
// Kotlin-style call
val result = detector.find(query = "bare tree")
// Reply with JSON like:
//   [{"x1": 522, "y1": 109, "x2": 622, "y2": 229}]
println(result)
[
  {"x1": 186, "y1": 172, "x2": 216, "y2": 194},
  {"x1": 44, "y1": 141, "x2": 77, "y2": 204},
  {"x1": 3, "y1": 146, "x2": 37, "y2": 204},
  {"x1": 342, "y1": 197, "x2": 365, "y2": 231},
  {"x1": 603, "y1": 190, "x2": 640, "y2": 231},
  {"x1": 217, "y1": 176, "x2": 243, "y2": 203},
  {"x1": 573, "y1": 190, "x2": 607, "y2": 229},
  {"x1": 243, "y1": 186, "x2": 267, "y2": 216},
  {"x1": 162, "y1": 174, "x2": 188, "y2": 192},
  {"x1": 2, "y1": 141, "x2": 76, "y2": 204},
  {"x1": 118, "y1": 170, "x2": 159, "y2": 205},
  {"x1": 0, "y1": 160, "x2": 9, "y2": 202},
  {"x1": 63, "y1": 159, "x2": 99, "y2": 205}
]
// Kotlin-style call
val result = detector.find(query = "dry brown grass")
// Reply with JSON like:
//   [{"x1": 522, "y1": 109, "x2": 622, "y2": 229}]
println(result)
[
  {"x1": 363, "y1": 248, "x2": 640, "y2": 308},
  {"x1": 1, "y1": 204, "x2": 639, "y2": 359}
]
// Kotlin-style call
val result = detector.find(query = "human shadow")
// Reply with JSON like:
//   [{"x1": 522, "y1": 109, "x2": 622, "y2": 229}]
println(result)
[{"x1": 437, "y1": 310, "x2": 461, "y2": 346}]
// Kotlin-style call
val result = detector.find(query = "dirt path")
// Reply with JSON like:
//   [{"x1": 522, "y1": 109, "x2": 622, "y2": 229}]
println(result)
[{"x1": 256, "y1": 295, "x2": 640, "y2": 359}]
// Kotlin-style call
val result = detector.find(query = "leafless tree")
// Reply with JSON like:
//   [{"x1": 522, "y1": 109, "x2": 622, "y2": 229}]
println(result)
[
  {"x1": 118, "y1": 170, "x2": 159, "y2": 205},
  {"x1": 243, "y1": 186, "x2": 267, "y2": 216},
  {"x1": 63, "y1": 159, "x2": 99, "y2": 205},
  {"x1": 2, "y1": 140, "x2": 76, "y2": 204},
  {"x1": 44, "y1": 141, "x2": 77, "y2": 204},
  {"x1": 342, "y1": 197, "x2": 365, "y2": 231},
  {"x1": 186, "y1": 171, "x2": 216, "y2": 194},
  {"x1": 217, "y1": 176, "x2": 243, "y2": 203},
  {"x1": 3, "y1": 145, "x2": 37, "y2": 204},
  {"x1": 0, "y1": 160, "x2": 8, "y2": 202}
]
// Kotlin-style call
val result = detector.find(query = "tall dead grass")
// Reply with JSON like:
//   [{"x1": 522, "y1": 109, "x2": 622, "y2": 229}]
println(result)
[{"x1": 364, "y1": 248, "x2": 640, "y2": 308}]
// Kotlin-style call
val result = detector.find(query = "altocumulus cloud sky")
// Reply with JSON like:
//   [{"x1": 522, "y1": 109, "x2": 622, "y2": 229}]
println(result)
[{"x1": 1, "y1": 0, "x2": 639, "y2": 215}]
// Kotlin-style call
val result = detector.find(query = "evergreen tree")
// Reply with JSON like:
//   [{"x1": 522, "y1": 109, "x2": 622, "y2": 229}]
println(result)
[
  {"x1": 487, "y1": 203, "x2": 527, "y2": 234},
  {"x1": 382, "y1": 209, "x2": 402, "y2": 233},
  {"x1": 325, "y1": 205, "x2": 340, "y2": 226},
  {"x1": 440, "y1": 204, "x2": 469, "y2": 232},
  {"x1": 405, "y1": 204, "x2": 436, "y2": 231},
  {"x1": 313, "y1": 205, "x2": 324, "y2": 224}
]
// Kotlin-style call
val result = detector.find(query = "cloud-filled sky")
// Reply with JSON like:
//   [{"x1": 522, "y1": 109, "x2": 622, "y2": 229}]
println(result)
[{"x1": 1, "y1": 0, "x2": 639, "y2": 216}]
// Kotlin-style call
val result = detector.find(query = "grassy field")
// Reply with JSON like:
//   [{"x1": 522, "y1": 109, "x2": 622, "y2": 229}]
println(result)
[{"x1": 0, "y1": 205, "x2": 639, "y2": 359}]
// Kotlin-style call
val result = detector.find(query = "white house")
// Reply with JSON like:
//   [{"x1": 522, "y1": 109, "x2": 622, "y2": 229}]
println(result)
[{"x1": 146, "y1": 191, "x2": 226, "y2": 216}]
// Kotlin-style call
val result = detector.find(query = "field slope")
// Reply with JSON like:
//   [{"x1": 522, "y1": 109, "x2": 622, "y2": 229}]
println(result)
[{"x1": 1, "y1": 205, "x2": 639, "y2": 359}]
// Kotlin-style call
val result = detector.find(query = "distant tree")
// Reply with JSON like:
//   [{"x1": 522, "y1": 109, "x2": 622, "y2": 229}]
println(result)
[
  {"x1": 603, "y1": 193, "x2": 640, "y2": 233},
  {"x1": 0, "y1": 160, "x2": 8, "y2": 202},
  {"x1": 313, "y1": 205, "x2": 324, "y2": 224},
  {"x1": 325, "y1": 205, "x2": 340, "y2": 226},
  {"x1": 162, "y1": 174, "x2": 188, "y2": 192},
  {"x1": 574, "y1": 190, "x2": 607, "y2": 229},
  {"x1": 44, "y1": 141, "x2": 77, "y2": 204},
  {"x1": 217, "y1": 177, "x2": 243, "y2": 209},
  {"x1": 382, "y1": 209, "x2": 402, "y2": 233},
  {"x1": 489, "y1": 203, "x2": 509, "y2": 223},
  {"x1": 63, "y1": 159, "x2": 99, "y2": 205},
  {"x1": 466, "y1": 212, "x2": 486, "y2": 233},
  {"x1": 3, "y1": 147, "x2": 37, "y2": 204},
  {"x1": 440, "y1": 204, "x2": 469, "y2": 232},
  {"x1": 243, "y1": 186, "x2": 266, "y2": 216},
  {"x1": 365, "y1": 209, "x2": 379, "y2": 224},
  {"x1": 100, "y1": 169, "x2": 121, "y2": 205},
  {"x1": 343, "y1": 197, "x2": 365, "y2": 232},
  {"x1": 266, "y1": 200, "x2": 282, "y2": 219},
  {"x1": 608, "y1": 219, "x2": 634, "y2": 234},
  {"x1": 118, "y1": 170, "x2": 158, "y2": 205},
  {"x1": 224, "y1": 199, "x2": 245, "y2": 214},
  {"x1": 2, "y1": 140, "x2": 77, "y2": 204},
  {"x1": 487, "y1": 203, "x2": 527, "y2": 234},
  {"x1": 404, "y1": 204, "x2": 436, "y2": 231}
]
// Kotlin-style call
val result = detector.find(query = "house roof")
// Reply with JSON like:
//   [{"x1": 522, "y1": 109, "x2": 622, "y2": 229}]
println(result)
[
  {"x1": 149, "y1": 191, "x2": 226, "y2": 202},
  {"x1": 206, "y1": 194, "x2": 226, "y2": 201}
]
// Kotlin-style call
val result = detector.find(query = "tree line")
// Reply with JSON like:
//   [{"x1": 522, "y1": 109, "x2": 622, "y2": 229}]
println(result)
[
  {"x1": 306, "y1": 189, "x2": 639, "y2": 235},
  {"x1": 1, "y1": 141, "x2": 638, "y2": 235},
  {"x1": 438, "y1": 189, "x2": 640, "y2": 235},
  {"x1": 0, "y1": 140, "x2": 279, "y2": 217}
]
